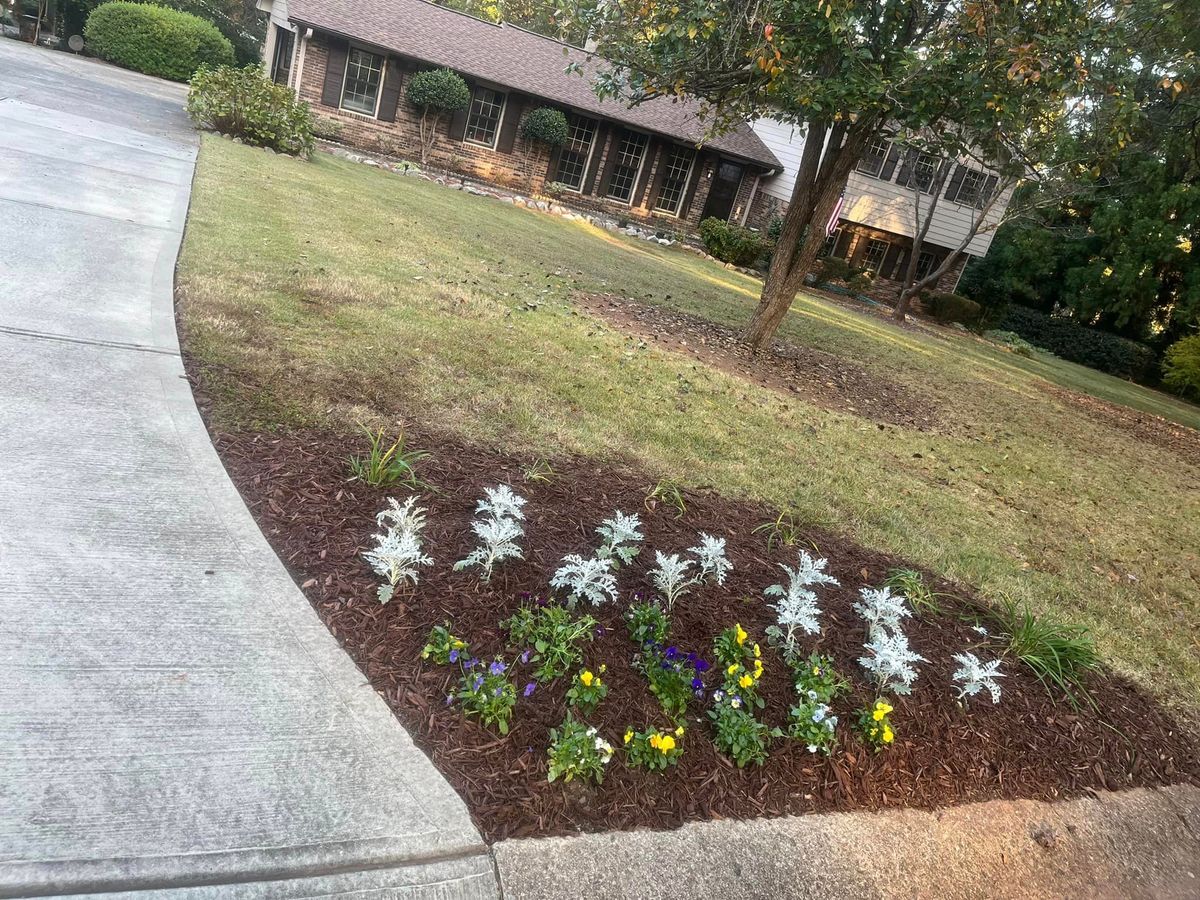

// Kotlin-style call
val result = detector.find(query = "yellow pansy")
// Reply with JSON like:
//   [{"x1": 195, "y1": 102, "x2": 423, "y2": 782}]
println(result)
[
  {"x1": 882, "y1": 727, "x2": 894, "y2": 744},
  {"x1": 735, "y1": 624, "x2": 748, "y2": 646},
  {"x1": 452, "y1": 640, "x2": 465, "y2": 649},
  {"x1": 658, "y1": 735, "x2": 676, "y2": 753},
  {"x1": 580, "y1": 670, "x2": 594, "y2": 687},
  {"x1": 675, "y1": 726, "x2": 685, "y2": 737},
  {"x1": 874, "y1": 700, "x2": 893, "y2": 715},
  {"x1": 727, "y1": 663, "x2": 740, "y2": 675},
  {"x1": 739, "y1": 674, "x2": 754, "y2": 689},
  {"x1": 812, "y1": 666, "x2": 821, "y2": 676},
  {"x1": 599, "y1": 663, "x2": 607, "y2": 673},
  {"x1": 753, "y1": 643, "x2": 761, "y2": 658},
  {"x1": 623, "y1": 729, "x2": 633, "y2": 744},
  {"x1": 649, "y1": 733, "x2": 661, "y2": 749},
  {"x1": 872, "y1": 709, "x2": 886, "y2": 721}
]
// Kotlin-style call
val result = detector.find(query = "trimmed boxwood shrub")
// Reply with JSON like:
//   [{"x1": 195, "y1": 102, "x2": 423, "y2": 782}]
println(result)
[
  {"x1": 187, "y1": 65, "x2": 314, "y2": 157},
  {"x1": 999, "y1": 305, "x2": 1157, "y2": 381},
  {"x1": 85, "y1": 2, "x2": 234, "y2": 82},
  {"x1": 699, "y1": 217, "x2": 769, "y2": 267},
  {"x1": 520, "y1": 107, "x2": 569, "y2": 145},
  {"x1": 815, "y1": 256, "x2": 871, "y2": 291},
  {"x1": 1162, "y1": 334, "x2": 1200, "y2": 400},
  {"x1": 926, "y1": 292, "x2": 983, "y2": 327}
]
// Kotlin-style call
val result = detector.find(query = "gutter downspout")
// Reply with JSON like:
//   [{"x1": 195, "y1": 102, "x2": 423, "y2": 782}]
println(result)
[{"x1": 292, "y1": 27, "x2": 311, "y2": 93}]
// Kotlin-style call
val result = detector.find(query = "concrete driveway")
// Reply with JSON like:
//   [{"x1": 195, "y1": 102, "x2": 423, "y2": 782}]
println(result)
[{"x1": 0, "y1": 41, "x2": 495, "y2": 899}]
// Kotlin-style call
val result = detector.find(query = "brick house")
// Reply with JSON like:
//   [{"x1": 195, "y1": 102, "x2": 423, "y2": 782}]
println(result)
[{"x1": 257, "y1": 0, "x2": 781, "y2": 233}]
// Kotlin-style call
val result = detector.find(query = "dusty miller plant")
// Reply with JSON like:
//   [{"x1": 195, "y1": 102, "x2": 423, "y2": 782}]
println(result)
[
  {"x1": 551, "y1": 554, "x2": 618, "y2": 608},
  {"x1": 764, "y1": 550, "x2": 839, "y2": 657},
  {"x1": 853, "y1": 586, "x2": 913, "y2": 637},
  {"x1": 595, "y1": 511, "x2": 644, "y2": 568},
  {"x1": 454, "y1": 484, "x2": 527, "y2": 581},
  {"x1": 362, "y1": 496, "x2": 434, "y2": 604},
  {"x1": 649, "y1": 551, "x2": 694, "y2": 612},
  {"x1": 951, "y1": 652, "x2": 1005, "y2": 704},
  {"x1": 859, "y1": 626, "x2": 925, "y2": 695},
  {"x1": 688, "y1": 532, "x2": 732, "y2": 585}
]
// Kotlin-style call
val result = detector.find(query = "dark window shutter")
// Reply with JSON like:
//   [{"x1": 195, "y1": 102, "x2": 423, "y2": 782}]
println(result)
[
  {"x1": 881, "y1": 243, "x2": 903, "y2": 280},
  {"x1": 634, "y1": 140, "x2": 660, "y2": 206},
  {"x1": 321, "y1": 39, "x2": 349, "y2": 108},
  {"x1": 377, "y1": 60, "x2": 404, "y2": 123},
  {"x1": 944, "y1": 164, "x2": 967, "y2": 201},
  {"x1": 496, "y1": 94, "x2": 523, "y2": 153},
  {"x1": 447, "y1": 95, "x2": 470, "y2": 141},
  {"x1": 979, "y1": 174, "x2": 999, "y2": 207},
  {"x1": 880, "y1": 143, "x2": 901, "y2": 181},
  {"x1": 678, "y1": 151, "x2": 707, "y2": 220},
  {"x1": 895, "y1": 154, "x2": 912, "y2": 189},
  {"x1": 583, "y1": 125, "x2": 610, "y2": 194},
  {"x1": 597, "y1": 128, "x2": 625, "y2": 196},
  {"x1": 833, "y1": 228, "x2": 853, "y2": 259},
  {"x1": 546, "y1": 145, "x2": 562, "y2": 180},
  {"x1": 647, "y1": 142, "x2": 673, "y2": 209}
]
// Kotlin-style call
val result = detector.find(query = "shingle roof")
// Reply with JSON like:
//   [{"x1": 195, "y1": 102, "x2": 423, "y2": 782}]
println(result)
[{"x1": 287, "y1": 0, "x2": 780, "y2": 168}]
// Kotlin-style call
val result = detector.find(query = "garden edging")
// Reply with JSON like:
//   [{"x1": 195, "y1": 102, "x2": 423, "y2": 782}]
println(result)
[{"x1": 491, "y1": 783, "x2": 1200, "y2": 899}]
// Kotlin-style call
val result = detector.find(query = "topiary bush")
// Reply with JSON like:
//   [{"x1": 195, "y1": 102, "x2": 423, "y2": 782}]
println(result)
[
  {"x1": 187, "y1": 65, "x2": 314, "y2": 157},
  {"x1": 1162, "y1": 334, "x2": 1200, "y2": 399},
  {"x1": 406, "y1": 68, "x2": 471, "y2": 163},
  {"x1": 926, "y1": 292, "x2": 983, "y2": 327},
  {"x1": 999, "y1": 305, "x2": 1157, "y2": 381},
  {"x1": 85, "y1": 1, "x2": 234, "y2": 82},
  {"x1": 699, "y1": 217, "x2": 769, "y2": 267},
  {"x1": 520, "y1": 107, "x2": 569, "y2": 145}
]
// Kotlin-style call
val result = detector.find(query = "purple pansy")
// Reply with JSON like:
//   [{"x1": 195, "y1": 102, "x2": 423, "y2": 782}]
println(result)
[
  {"x1": 523, "y1": 682, "x2": 536, "y2": 697},
  {"x1": 489, "y1": 660, "x2": 507, "y2": 676},
  {"x1": 472, "y1": 675, "x2": 485, "y2": 691},
  {"x1": 448, "y1": 649, "x2": 460, "y2": 663},
  {"x1": 520, "y1": 648, "x2": 532, "y2": 665}
]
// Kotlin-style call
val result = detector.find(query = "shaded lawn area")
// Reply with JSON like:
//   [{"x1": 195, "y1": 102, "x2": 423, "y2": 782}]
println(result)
[{"x1": 177, "y1": 136, "x2": 1200, "y2": 709}]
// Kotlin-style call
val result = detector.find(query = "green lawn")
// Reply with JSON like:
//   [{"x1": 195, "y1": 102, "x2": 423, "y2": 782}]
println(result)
[{"x1": 178, "y1": 136, "x2": 1200, "y2": 709}]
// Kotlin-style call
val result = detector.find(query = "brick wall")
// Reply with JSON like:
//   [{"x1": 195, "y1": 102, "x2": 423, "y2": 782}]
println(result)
[{"x1": 297, "y1": 32, "x2": 732, "y2": 235}]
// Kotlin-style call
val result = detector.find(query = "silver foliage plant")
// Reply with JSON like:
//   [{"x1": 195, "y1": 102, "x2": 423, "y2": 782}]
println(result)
[
  {"x1": 951, "y1": 652, "x2": 1005, "y2": 704},
  {"x1": 453, "y1": 484, "x2": 527, "y2": 581},
  {"x1": 764, "y1": 549, "x2": 840, "y2": 656},
  {"x1": 855, "y1": 585, "x2": 924, "y2": 694},
  {"x1": 650, "y1": 551, "x2": 694, "y2": 612},
  {"x1": 688, "y1": 532, "x2": 733, "y2": 585},
  {"x1": 595, "y1": 511, "x2": 644, "y2": 568},
  {"x1": 362, "y1": 496, "x2": 434, "y2": 604},
  {"x1": 550, "y1": 554, "x2": 618, "y2": 608}
]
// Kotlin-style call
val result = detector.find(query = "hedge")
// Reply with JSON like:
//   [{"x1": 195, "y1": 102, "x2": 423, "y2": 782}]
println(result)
[
  {"x1": 926, "y1": 292, "x2": 983, "y2": 327},
  {"x1": 999, "y1": 305, "x2": 1157, "y2": 381},
  {"x1": 187, "y1": 65, "x2": 314, "y2": 157},
  {"x1": 85, "y1": 2, "x2": 234, "y2": 82},
  {"x1": 699, "y1": 218, "x2": 769, "y2": 267}
]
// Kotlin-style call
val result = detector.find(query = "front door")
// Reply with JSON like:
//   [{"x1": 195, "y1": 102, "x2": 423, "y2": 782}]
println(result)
[{"x1": 701, "y1": 160, "x2": 745, "y2": 222}]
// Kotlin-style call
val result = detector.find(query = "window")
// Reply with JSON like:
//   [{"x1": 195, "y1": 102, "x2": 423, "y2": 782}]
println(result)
[
  {"x1": 914, "y1": 249, "x2": 938, "y2": 280},
  {"x1": 902, "y1": 151, "x2": 940, "y2": 193},
  {"x1": 340, "y1": 47, "x2": 384, "y2": 116},
  {"x1": 654, "y1": 146, "x2": 696, "y2": 215},
  {"x1": 821, "y1": 227, "x2": 842, "y2": 258},
  {"x1": 856, "y1": 138, "x2": 891, "y2": 178},
  {"x1": 465, "y1": 86, "x2": 506, "y2": 148},
  {"x1": 554, "y1": 114, "x2": 597, "y2": 191},
  {"x1": 952, "y1": 168, "x2": 990, "y2": 207},
  {"x1": 606, "y1": 130, "x2": 649, "y2": 203},
  {"x1": 270, "y1": 26, "x2": 294, "y2": 85},
  {"x1": 860, "y1": 238, "x2": 890, "y2": 275}
]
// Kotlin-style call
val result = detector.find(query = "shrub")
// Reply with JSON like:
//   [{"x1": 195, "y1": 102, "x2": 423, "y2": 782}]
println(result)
[
  {"x1": 406, "y1": 68, "x2": 470, "y2": 163},
  {"x1": 1162, "y1": 334, "x2": 1200, "y2": 399},
  {"x1": 983, "y1": 329, "x2": 1038, "y2": 358},
  {"x1": 814, "y1": 256, "x2": 871, "y2": 291},
  {"x1": 85, "y1": 1, "x2": 234, "y2": 81},
  {"x1": 999, "y1": 305, "x2": 1157, "y2": 381},
  {"x1": 698, "y1": 217, "x2": 769, "y2": 267},
  {"x1": 926, "y1": 291, "x2": 983, "y2": 327},
  {"x1": 187, "y1": 65, "x2": 314, "y2": 157},
  {"x1": 520, "y1": 107, "x2": 569, "y2": 145}
]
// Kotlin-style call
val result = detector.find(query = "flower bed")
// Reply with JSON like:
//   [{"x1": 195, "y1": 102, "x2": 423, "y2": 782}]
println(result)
[{"x1": 212, "y1": 429, "x2": 1199, "y2": 841}]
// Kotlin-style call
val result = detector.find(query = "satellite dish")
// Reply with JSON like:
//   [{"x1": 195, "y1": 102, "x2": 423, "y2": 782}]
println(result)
[{"x1": 68, "y1": 34, "x2": 84, "y2": 52}]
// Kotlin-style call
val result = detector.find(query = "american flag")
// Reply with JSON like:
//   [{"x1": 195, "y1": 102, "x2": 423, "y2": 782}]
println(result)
[{"x1": 826, "y1": 189, "x2": 845, "y2": 235}]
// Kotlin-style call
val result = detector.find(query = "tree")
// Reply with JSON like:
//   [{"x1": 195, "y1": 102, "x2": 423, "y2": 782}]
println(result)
[
  {"x1": 405, "y1": 68, "x2": 471, "y2": 164},
  {"x1": 438, "y1": 0, "x2": 595, "y2": 43},
  {"x1": 568, "y1": 0, "x2": 1147, "y2": 350},
  {"x1": 518, "y1": 106, "x2": 569, "y2": 188}
]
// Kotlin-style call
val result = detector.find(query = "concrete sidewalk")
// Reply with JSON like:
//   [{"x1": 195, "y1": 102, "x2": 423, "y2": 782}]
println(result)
[{"x1": 0, "y1": 41, "x2": 495, "y2": 898}]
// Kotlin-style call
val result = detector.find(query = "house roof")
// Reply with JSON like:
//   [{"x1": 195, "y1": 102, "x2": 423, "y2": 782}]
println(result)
[{"x1": 286, "y1": 0, "x2": 780, "y2": 169}]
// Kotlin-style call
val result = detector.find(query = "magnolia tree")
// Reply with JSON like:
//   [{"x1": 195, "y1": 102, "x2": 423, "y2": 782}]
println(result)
[{"x1": 565, "y1": 0, "x2": 1143, "y2": 349}]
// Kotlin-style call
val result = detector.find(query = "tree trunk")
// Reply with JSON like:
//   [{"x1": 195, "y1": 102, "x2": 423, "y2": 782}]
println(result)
[{"x1": 740, "y1": 117, "x2": 876, "y2": 350}]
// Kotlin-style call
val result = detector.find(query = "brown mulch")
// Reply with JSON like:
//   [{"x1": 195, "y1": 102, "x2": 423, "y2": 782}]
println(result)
[
  {"x1": 575, "y1": 292, "x2": 939, "y2": 431},
  {"x1": 1041, "y1": 384, "x2": 1200, "y2": 468},
  {"x1": 210, "y1": 427, "x2": 1198, "y2": 842}
]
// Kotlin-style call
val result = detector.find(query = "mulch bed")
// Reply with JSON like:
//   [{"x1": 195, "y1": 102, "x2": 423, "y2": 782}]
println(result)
[
  {"x1": 209, "y1": 427, "x2": 1198, "y2": 842},
  {"x1": 1041, "y1": 383, "x2": 1200, "y2": 468},
  {"x1": 575, "y1": 292, "x2": 940, "y2": 431}
]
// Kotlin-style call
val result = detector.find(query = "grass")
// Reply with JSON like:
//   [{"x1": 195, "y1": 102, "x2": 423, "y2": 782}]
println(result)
[{"x1": 177, "y1": 136, "x2": 1200, "y2": 709}]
